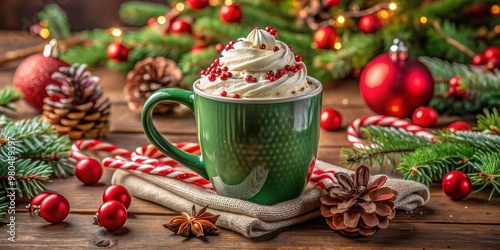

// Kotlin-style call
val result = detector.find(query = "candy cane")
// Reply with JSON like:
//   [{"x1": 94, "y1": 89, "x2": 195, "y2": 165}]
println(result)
[{"x1": 347, "y1": 115, "x2": 435, "y2": 149}]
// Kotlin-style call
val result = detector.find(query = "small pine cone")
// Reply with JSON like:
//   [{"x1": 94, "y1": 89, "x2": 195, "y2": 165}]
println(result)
[
  {"x1": 42, "y1": 64, "x2": 110, "y2": 139},
  {"x1": 124, "y1": 57, "x2": 182, "y2": 114},
  {"x1": 320, "y1": 166, "x2": 398, "y2": 237}
]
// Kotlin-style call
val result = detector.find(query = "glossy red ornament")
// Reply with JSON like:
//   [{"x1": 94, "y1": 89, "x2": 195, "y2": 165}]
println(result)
[
  {"x1": 33, "y1": 194, "x2": 70, "y2": 224},
  {"x1": 412, "y1": 106, "x2": 438, "y2": 128},
  {"x1": 27, "y1": 192, "x2": 52, "y2": 213},
  {"x1": 75, "y1": 158, "x2": 102, "y2": 185},
  {"x1": 169, "y1": 19, "x2": 193, "y2": 34},
  {"x1": 94, "y1": 200, "x2": 128, "y2": 232},
  {"x1": 325, "y1": 0, "x2": 341, "y2": 7},
  {"x1": 447, "y1": 121, "x2": 471, "y2": 132},
  {"x1": 358, "y1": 14, "x2": 383, "y2": 34},
  {"x1": 103, "y1": 185, "x2": 132, "y2": 209},
  {"x1": 442, "y1": 170, "x2": 471, "y2": 201},
  {"x1": 359, "y1": 39, "x2": 434, "y2": 118},
  {"x1": 220, "y1": 3, "x2": 242, "y2": 23},
  {"x1": 13, "y1": 40, "x2": 69, "y2": 112},
  {"x1": 313, "y1": 26, "x2": 337, "y2": 50},
  {"x1": 320, "y1": 108, "x2": 342, "y2": 131},
  {"x1": 471, "y1": 53, "x2": 486, "y2": 66},
  {"x1": 483, "y1": 46, "x2": 500, "y2": 61},
  {"x1": 186, "y1": 0, "x2": 209, "y2": 10},
  {"x1": 106, "y1": 42, "x2": 129, "y2": 62}
]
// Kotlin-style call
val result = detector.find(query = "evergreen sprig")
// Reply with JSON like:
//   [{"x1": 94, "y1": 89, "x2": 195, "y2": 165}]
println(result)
[
  {"x1": 342, "y1": 109, "x2": 500, "y2": 200},
  {"x1": 0, "y1": 86, "x2": 22, "y2": 113},
  {"x1": 119, "y1": 1, "x2": 170, "y2": 26},
  {"x1": 0, "y1": 193, "x2": 6, "y2": 219},
  {"x1": 38, "y1": 4, "x2": 70, "y2": 40}
]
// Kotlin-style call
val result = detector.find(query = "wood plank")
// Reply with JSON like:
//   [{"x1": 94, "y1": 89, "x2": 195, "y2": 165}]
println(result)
[{"x1": 2, "y1": 213, "x2": 498, "y2": 249}]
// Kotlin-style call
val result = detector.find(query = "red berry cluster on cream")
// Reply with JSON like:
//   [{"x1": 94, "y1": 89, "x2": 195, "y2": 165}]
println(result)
[{"x1": 197, "y1": 26, "x2": 316, "y2": 98}]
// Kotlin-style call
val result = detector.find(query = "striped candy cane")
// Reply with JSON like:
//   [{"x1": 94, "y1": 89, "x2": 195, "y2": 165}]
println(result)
[{"x1": 347, "y1": 115, "x2": 435, "y2": 149}]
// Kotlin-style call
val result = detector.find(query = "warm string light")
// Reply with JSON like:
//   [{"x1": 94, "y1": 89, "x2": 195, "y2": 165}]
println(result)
[
  {"x1": 389, "y1": 2, "x2": 397, "y2": 11},
  {"x1": 420, "y1": 16, "x2": 428, "y2": 24},
  {"x1": 337, "y1": 16, "x2": 345, "y2": 24},
  {"x1": 225, "y1": 0, "x2": 233, "y2": 5},
  {"x1": 39, "y1": 28, "x2": 50, "y2": 39},
  {"x1": 110, "y1": 28, "x2": 122, "y2": 37},
  {"x1": 334, "y1": 2, "x2": 398, "y2": 29},
  {"x1": 157, "y1": 16, "x2": 166, "y2": 25},
  {"x1": 334, "y1": 42, "x2": 342, "y2": 50},
  {"x1": 175, "y1": 2, "x2": 185, "y2": 11},
  {"x1": 492, "y1": 5, "x2": 500, "y2": 15}
]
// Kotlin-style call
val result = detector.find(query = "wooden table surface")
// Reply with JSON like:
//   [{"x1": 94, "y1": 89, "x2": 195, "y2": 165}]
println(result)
[{"x1": 1, "y1": 32, "x2": 499, "y2": 249}]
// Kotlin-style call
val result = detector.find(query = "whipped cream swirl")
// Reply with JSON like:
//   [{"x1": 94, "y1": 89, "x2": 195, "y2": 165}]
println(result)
[{"x1": 197, "y1": 27, "x2": 316, "y2": 98}]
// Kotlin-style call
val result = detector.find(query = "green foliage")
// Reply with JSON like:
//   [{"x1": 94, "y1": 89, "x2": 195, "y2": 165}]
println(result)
[
  {"x1": 0, "y1": 86, "x2": 22, "y2": 113},
  {"x1": 38, "y1": 4, "x2": 70, "y2": 40},
  {"x1": 0, "y1": 193, "x2": 6, "y2": 219},
  {"x1": 342, "y1": 108, "x2": 500, "y2": 200},
  {"x1": 119, "y1": 1, "x2": 170, "y2": 26}
]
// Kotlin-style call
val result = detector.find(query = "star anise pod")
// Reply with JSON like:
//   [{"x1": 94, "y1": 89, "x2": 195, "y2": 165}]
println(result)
[
  {"x1": 320, "y1": 165, "x2": 398, "y2": 237},
  {"x1": 163, "y1": 205, "x2": 219, "y2": 237}
]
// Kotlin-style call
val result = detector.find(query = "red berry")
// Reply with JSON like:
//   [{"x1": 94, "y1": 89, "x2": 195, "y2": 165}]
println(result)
[
  {"x1": 215, "y1": 43, "x2": 225, "y2": 52},
  {"x1": 215, "y1": 68, "x2": 222, "y2": 75},
  {"x1": 245, "y1": 75, "x2": 255, "y2": 83},
  {"x1": 325, "y1": 0, "x2": 342, "y2": 7},
  {"x1": 27, "y1": 192, "x2": 52, "y2": 214},
  {"x1": 273, "y1": 46, "x2": 279, "y2": 52},
  {"x1": 260, "y1": 44, "x2": 266, "y2": 49},
  {"x1": 483, "y1": 46, "x2": 500, "y2": 61},
  {"x1": 447, "y1": 121, "x2": 471, "y2": 132},
  {"x1": 320, "y1": 108, "x2": 342, "y2": 131},
  {"x1": 35, "y1": 194, "x2": 70, "y2": 224},
  {"x1": 200, "y1": 70, "x2": 208, "y2": 76},
  {"x1": 265, "y1": 26, "x2": 272, "y2": 32},
  {"x1": 267, "y1": 70, "x2": 274, "y2": 76},
  {"x1": 75, "y1": 158, "x2": 102, "y2": 185},
  {"x1": 296, "y1": 63, "x2": 303, "y2": 70},
  {"x1": 233, "y1": 93, "x2": 240, "y2": 98},
  {"x1": 169, "y1": 19, "x2": 192, "y2": 34},
  {"x1": 442, "y1": 170, "x2": 471, "y2": 201},
  {"x1": 285, "y1": 65, "x2": 292, "y2": 71},
  {"x1": 220, "y1": 3, "x2": 242, "y2": 23},
  {"x1": 103, "y1": 184, "x2": 132, "y2": 209},
  {"x1": 269, "y1": 29, "x2": 278, "y2": 37},
  {"x1": 471, "y1": 53, "x2": 486, "y2": 66},
  {"x1": 295, "y1": 54, "x2": 302, "y2": 62},
  {"x1": 220, "y1": 73, "x2": 228, "y2": 80},
  {"x1": 288, "y1": 45, "x2": 293, "y2": 51},
  {"x1": 220, "y1": 91, "x2": 227, "y2": 97},
  {"x1": 94, "y1": 200, "x2": 128, "y2": 232},
  {"x1": 448, "y1": 76, "x2": 461, "y2": 87},
  {"x1": 208, "y1": 74, "x2": 216, "y2": 82},
  {"x1": 226, "y1": 72, "x2": 233, "y2": 77},
  {"x1": 221, "y1": 66, "x2": 228, "y2": 71},
  {"x1": 279, "y1": 69, "x2": 287, "y2": 76},
  {"x1": 412, "y1": 106, "x2": 438, "y2": 128},
  {"x1": 106, "y1": 42, "x2": 129, "y2": 62},
  {"x1": 186, "y1": 0, "x2": 209, "y2": 10}
]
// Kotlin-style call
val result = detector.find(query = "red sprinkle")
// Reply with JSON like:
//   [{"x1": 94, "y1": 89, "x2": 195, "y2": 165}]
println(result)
[
  {"x1": 245, "y1": 75, "x2": 255, "y2": 83},
  {"x1": 220, "y1": 73, "x2": 228, "y2": 80},
  {"x1": 226, "y1": 72, "x2": 233, "y2": 77},
  {"x1": 267, "y1": 70, "x2": 274, "y2": 76},
  {"x1": 269, "y1": 29, "x2": 278, "y2": 37},
  {"x1": 215, "y1": 68, "x2": 222, "y2": 75},
  {"x1": 265, "y1": 26, "x2": 272, "y2": 32},
  {"x1": 220, "y1": 91, "x2": 227, "y2": 97},
  {"x1": 260, "y1": 44, "x2": 266, "y2": 49},
  {"x1": 296, "y1": 63, "x2": 303, "y2": 70},
  {"x1": 279, "y1": 69, "x2": 287, "y2": 76},
  {"x1": 208, "y1": 74, "x2": 216, "y2": 82},
  {"x1": 233, "y1": 93, "x2": 240, "y2": 98},
  {"x1": 295, "y1": 54, "x2": 302, "y2": 62},
  {"x1": 222, "y1": 66, "x2": 228, "y2": 71},
  {"x1": 285, "y1": 65, "x2": 292, "y2": 71},
  {"x1": 288, "y1": 45, "x2": 292, "y2": 50},
  {"x1": 200, "y1": 70, "x2": 208, "y2": 76},
  {"x1": 273, "y1": 46, "x2": 279, "y2": 52}
]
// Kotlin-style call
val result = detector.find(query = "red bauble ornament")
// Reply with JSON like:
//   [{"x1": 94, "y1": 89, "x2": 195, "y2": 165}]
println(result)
[
  {"x1": 220, "y1": 3, "x2": 242, "y2": 23},
  {"x1": 412, "y1": 106, "x2": 438, "y2": 128},
  {"x1": 325, "y1": 0, "x2": 342, "y2": 8},
  {"x1": 359, "y1": 39, "x2": 434, "y2": 118},
  {"x1": 75, "y1": 158, "x2": 102, "y2": 185},
  {"x1": 94, "y1": 201, "x2": 128, "y2": 232},
  {"x1": 358, "y1": 14, "x2": 383, "y2": 34},
  {"x1": 471, "y1": 53, "x2": 486, "y2": 66},
  {"x1": 33, "y1": 194, "x2": 70, "y2": 224},
  {"x1": 447, "y1": 121, "x2": 471, "y2": 132},
  {"x1": 13, "y1": 40, "x2": 69, "y2": 112},
  {"x1": 320, "y1": 108, "x2": 342, "y2": 131},
  {"x1": 27, "y1": 192, "x2": 52, "y2": 213},
  {"x1": 169, "y1": 19, "x2": 193, "y2": 34},
  {"x1": 442, "y1": 170, "x2": 472, "y2": 201},
  {"x1": 103, "y1": 185, "x2": 132, "y2": 209},
  {"x1": 186, "y1": 0, "x2": 209, "y2": 10},
  {"x1": 313, "y1": 26, "x2": 337, "y2": 50},
  {"x1": 483, "y1": 46, "x2": 500, "y2": 61},
  {"x1": 106, "y1": 42, "x2": 129, "y2": 62}
]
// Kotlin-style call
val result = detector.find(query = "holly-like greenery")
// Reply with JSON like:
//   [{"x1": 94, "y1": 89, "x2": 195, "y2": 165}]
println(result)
[{"x1": 342, "y1": 108, "x2": 500, "y2": 200}]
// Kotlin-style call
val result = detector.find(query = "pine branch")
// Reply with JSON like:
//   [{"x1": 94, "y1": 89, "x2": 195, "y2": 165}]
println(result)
[
  {"x1": 398, "y1": 143, "x2": 476, "y2": 186},
  {"x1": 119, "y1": 1, "x2": 170, "y2": 26},
  {"x1": 0, "y1": 86, "x2": 22, "y2": 113},
  {"x1": 0, "y1": 115, "x2": 10, "y2": 128},
  {"x1": 438, "y1": 130, "x2": 500, "y2": 152},
  {"x1": 341, "y1": 126, "x2": 433, "y2": 168},
  {"x1": 468, "y1": 151, "x2": 500, "y2": 201},
  {"x1": 0, "y1": 159, "x2": 52, "y2": 199},
  {"x1": 419, "y1": 56, "x2": 478, "y2": 82},
  {"x1": 475, "y1": 108, "x2": 500, "y2": 134},
  {"x1": 38, "y1": 4, "x2": 71, "y2": 40},
  {"x1": 0, "y1": 193, "x2": 6, "y2": 220}
]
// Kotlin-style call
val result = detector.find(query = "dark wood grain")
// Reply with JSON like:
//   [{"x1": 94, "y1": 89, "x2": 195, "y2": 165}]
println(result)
[{"x1": 0, "y1": 32, "x2": 499, "y2": 249}]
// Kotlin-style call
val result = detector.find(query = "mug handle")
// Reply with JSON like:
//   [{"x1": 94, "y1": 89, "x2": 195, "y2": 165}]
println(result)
[{"x1": 141, "y1": 88, "x2": 208, "y2": 179}]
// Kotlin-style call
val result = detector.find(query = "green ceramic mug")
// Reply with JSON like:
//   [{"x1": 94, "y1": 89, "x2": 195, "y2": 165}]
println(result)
[{"x1": 142, "y1": 77, "x2": 322, "y2": 205}]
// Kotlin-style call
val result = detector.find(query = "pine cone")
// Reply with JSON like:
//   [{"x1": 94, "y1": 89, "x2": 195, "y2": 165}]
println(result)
[
  {"x1": 42, "y1": 64, "x2": 110, "y2": 139},
  {"x1": 320, "y1": 166, "x2": 398, "y2": 237},
  {"x1": 297, "y1": 0, "x2": 333, "y2": 30},
  {"x1": 124, "y1": 57, "x2": 182, "y2": 114}
]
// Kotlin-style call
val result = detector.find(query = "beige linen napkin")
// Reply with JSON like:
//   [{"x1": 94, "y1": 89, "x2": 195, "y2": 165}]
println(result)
[{"x1": 111, "y1": 160, "x2": 430, "y2": 238}]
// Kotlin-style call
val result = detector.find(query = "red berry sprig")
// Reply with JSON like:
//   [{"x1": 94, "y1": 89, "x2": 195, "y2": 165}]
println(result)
[
  {"x1": 447, "y1": 76, "x2": 467, "y2": 100},
  {"x1": 472, "y1": 46, "x2": 500, "y2": 71}
]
